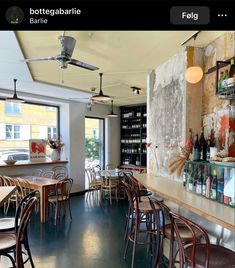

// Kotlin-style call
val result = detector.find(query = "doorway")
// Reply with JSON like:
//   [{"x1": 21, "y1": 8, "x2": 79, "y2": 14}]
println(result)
[{"x1": 85, "y1": 117, "x2": 105, "y2": 188}]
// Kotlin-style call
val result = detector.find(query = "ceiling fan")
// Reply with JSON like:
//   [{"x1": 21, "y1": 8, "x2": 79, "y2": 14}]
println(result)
[{"x1": 22, "y1": 35, "x2": 99, "y2": 71}]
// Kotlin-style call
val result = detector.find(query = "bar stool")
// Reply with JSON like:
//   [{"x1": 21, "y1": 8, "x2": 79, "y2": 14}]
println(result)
[
  {"x1": 149, "y1": 197, "x2": 203, "y2": 268},
  {"x1": 122, "y1": 181, "x2": 153, "y2": 268},
  {"x1": 169, "y1": 211, "x2": 235, "y2": 268}
]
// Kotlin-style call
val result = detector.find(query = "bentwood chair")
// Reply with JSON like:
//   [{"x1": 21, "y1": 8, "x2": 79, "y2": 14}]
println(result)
[
  {"x1": 52, "y1": 166, "x2": 68, "y2": 178},
  {"x1": 149, "y1": 197, "x2": 203, "y2": 268},
  {"x1": 48, "y1": 178, "x2": 73, "y2": 225},
  {"x1": 99, "y1": 170, "x2": 119, "y2": 205},
  {"x1": 169, "y1": 211, "x2": 235, "y2": 268},
  {"x1": 41, "y1": 170, "x2": 55, "y2": 179},
  {"x1": 122, "y1": 180, "x2": 153, "y2": 268},
  {"x1": 0, "y1": 191, "x2": 38, "y2": 268}
]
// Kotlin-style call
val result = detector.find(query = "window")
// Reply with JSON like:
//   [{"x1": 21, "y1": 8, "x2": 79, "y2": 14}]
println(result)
[
  {"x1": 48, "y1": 127, "x2": 57, "y2": 139},
  {"x1": 0, "y1": 100, "x2": 59, "y2": 158},
  {"x1": 5, "y1": 102, "x2": 21, "y2": 116},
  {"x1": 5, "y1": 124, "x2": 21, "y2": 140}
]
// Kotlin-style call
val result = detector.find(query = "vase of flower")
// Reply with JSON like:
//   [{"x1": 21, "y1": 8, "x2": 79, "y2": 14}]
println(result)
[
  {"x1": 48, "y1": 138, "x2": 64, "y2": 161},
  {"x1": 51, "y1": 149, "x2": 60, "y2": 161}
]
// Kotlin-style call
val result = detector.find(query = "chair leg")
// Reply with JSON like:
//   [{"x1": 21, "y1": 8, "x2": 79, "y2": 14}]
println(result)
[
  {"x1": 1, "y1": 253, "x2": 16, "y2": 268},
  {"x1": 24, "y1": 234, "x2": 35, "y2": 268}
]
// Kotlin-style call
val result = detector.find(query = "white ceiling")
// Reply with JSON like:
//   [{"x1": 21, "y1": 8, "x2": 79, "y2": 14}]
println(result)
[{"x1": 0, "y1": 31, "x2": 228, "y2": 106}]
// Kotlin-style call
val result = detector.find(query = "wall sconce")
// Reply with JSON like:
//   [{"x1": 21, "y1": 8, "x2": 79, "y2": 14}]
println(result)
[{"x1": 131, "y1": 86, "x2": 141, "y2": 94}]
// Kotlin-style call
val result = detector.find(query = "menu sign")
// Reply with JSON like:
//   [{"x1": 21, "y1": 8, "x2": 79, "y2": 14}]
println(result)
[{"x1": 29, "y1": 139, "x2": 46, "y2": 162}]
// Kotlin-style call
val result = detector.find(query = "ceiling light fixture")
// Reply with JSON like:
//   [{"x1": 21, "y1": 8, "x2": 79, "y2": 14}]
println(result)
[
  {"x1": 6, "y1": 79, "x2": 24, "y2": 103},
  {"x1": 131, "y1": 86, "x2": 141, "y2": 95},
  {"x1": 182, "y1": 31, "x2": 203, "y2": 84},
  {"x1": 91, "y1": 73, "x2": 111, "y2": 102},
  {"x1": 107, "y1": 100, "x2": 118, "y2": 118}
]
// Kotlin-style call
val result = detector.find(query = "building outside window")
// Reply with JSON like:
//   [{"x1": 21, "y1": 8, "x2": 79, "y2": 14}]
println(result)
[
  {"x1": 5, "y1": 124, "x2": 21, "y2": 139},
  {"x1": 48, "y1": 127, "x2": 57, "y2": 139},
  {"x1": 0, "y1": 100, "x2": 59, "y2": 160},
  {"x1": 5, "y1": 102, "x2": 21, "y2": 116}
]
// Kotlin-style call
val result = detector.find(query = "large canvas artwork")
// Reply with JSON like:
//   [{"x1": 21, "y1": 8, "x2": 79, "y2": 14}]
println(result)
[{"x1": 148, "y1": 50, "x2": 186, "y2": 176}]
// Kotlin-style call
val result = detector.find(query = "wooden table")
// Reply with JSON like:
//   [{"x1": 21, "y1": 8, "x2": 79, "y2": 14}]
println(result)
[
  {"x1": 18, "y1": 176, "x2": 58, "y2": 223},
  {"x1": 133, "y1": 172, "x2": 235, "y2": 232},
  {"x1": 0, "y1": 186, "x2": 16, "y2": 207}
]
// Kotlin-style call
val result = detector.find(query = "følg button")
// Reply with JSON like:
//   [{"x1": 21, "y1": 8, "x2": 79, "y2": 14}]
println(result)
[{"x1": 170, "y1": 6, "x2": 210, "y2": 25}]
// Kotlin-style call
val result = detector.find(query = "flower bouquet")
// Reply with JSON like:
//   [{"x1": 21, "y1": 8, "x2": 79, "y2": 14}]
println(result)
[{"x1": 48, "y1": 138, "x2": 64, "y2": 151}]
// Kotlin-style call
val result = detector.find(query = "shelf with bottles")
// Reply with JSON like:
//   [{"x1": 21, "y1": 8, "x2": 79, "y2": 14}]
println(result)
[
  {"x1": 184, "y1": 160, "x2": 235, "y2": 208},
  {"x1": 216, "y1": 58, "x2": 235, "y2": 99}
]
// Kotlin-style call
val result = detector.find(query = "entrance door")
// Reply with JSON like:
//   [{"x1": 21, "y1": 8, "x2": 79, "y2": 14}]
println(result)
[{"x1": 85, "y1": 117, "x2": 104, "y2": 188}]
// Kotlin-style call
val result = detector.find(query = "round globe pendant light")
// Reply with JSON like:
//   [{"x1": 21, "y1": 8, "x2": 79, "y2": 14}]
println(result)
[{"x1": 185, "y1": 66, "x2": 203, "y2": 84}]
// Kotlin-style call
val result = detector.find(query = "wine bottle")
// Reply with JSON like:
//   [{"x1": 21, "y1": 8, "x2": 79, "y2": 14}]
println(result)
[
  {"x1": 196, "y1": 166, "x2": 203, "y2": 195},
  {"x1": 205, "y1": 169, "x2": 211, "y2": 198},
  {"x1": 210, "y1": 169, "x2": 217, "y2": 200},
  {"x1": 199, "y1": 128, "x2": 207, "y2": 161},
  {"x1": 217, "y1": 168, "x2": 224, "y2": 204},
  {"x1": 193, "y1": 134, "x2": 200, "y2": 161},
  {"x1": 187, "y1": 163, "x2": 193, "y2": 192},
  {"x1": 192, "y1": 165, "x2": 198, "y2": 193},
  {"x1": 206, "y1": 140, "x2": 211, "y2": 162},
  {"x1": 202, "y1": 165, "x2": 209, "y2": 196}
]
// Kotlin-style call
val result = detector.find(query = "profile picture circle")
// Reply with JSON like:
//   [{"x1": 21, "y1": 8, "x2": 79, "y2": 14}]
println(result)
[{"x1": 6, "y1": 6, "x2": 24, "y2": 25}]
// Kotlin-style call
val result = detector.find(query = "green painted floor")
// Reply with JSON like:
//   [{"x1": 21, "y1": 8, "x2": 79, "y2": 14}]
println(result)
[{"x1": 1, "y1": 194, "x2": 168, "y2": 268}]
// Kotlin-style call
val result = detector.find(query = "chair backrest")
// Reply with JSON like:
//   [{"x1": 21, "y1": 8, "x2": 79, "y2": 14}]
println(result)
[
  {"x1": 54, "y1": 178, "x2": 73, "y2": 200},
  {"x1": 52, "y1": 166, "x2": 68, "y2": 177},
  {"x1": 106, "y1": 164, "x2": 116, "y2": 170},
  {"x1": 32, "y1": 169, "x2": 43, "y2": 176},
  {"x1": 15, "y1": 191, "x2": 38, "y2": 267},
  {"x1": 121, "y1": 180, "x2": 139, "y2": 211},
  {"x1": 99, "y1": 170, "x2": 114, "y2": 188},
  {"x1": 41, "y1": 170, "x2": 55, "y2": 179},
  {"x1": 54, "y1": 172, "x2": 67, "y2": 181},
  {"x1": 169, "y1": 211, "x2": 210, "y2": 268}
]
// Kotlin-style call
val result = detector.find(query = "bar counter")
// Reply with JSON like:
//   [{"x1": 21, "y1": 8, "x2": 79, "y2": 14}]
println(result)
[{"x1": 134, "y1": 172, "x2": 235, "y2": 232}]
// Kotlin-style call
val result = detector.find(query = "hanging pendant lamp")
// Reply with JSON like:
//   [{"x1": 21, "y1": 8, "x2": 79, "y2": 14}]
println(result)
[
  {"x1": 107, "y1": 100, "x2": 118, "y2": 117},
  {"x1": 91, "y1": 73, "x2": 111, "y2": 102},
  {"x1": 6, "y1": 79, "x2": 24, "y2": 103}
]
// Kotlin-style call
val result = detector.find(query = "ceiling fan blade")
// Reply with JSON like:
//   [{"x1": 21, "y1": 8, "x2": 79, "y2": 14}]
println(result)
[
  {"x1": 22, "y1": 56, "x2": 55, "y2": 62},
  {"x1": 59, "y1": 36, "x2": 76, "y2": 58},
  {"x1": 68, "y1": 59, "x2": 99, "y2": 71}
]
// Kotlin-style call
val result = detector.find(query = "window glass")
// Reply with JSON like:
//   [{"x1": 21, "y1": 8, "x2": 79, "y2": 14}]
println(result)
[
  {"x1": 0, "y1": 100, "x2": 59, "y2": 162},
  {"x1": 5, "y1": 102, "x2": 21, "y2": 115}
]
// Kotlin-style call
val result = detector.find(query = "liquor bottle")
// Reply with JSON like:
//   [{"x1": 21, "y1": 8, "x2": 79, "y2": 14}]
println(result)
[
  {"x1": 218, "y1": 71, "x2": 224, "y2": 92},
  {"x1": 183, "y1": 166, "x2": 188, "y2": 187},
  {"x1": 202, "y1": 165, "x2": 209, "y2": 196},
  {"x1": 192, "y1": 165, "x2": 198, "y2": 193},
  {"x1": 205, "y1": 169, "x2": 211, "y2": 198},
  {"x1": 206, "y1": 140, "x2": 211, "y2": 162},
  {"x1": 199, "y1": 128, "x2": 207, "y2": 161},
  {"x1": 196, "y1": 166, "x2": 203, "y2": 195},
  {"x1": 193, "y1": 134, "x2": 200, "y2": 161},
  {"x1": 217, "y1": 167, "x2": 224, "y2": 204},
  {"x1": 187, "y1": 164, "x2": 193, "y2": 192},
  {"x1": 210, "y1": 169, "x2": 217, "y2": 200}
]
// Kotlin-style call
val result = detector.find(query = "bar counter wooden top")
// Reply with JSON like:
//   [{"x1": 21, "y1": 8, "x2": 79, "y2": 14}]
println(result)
[{"x1": 134, "y1": 172, "x2": 235, "y2": 232}]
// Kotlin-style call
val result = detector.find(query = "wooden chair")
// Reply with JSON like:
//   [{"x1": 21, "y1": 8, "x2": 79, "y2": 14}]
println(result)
[
  {"x1": 41, "y1": 171, "x2": 55, "y2": 179},
  {"x1": 99, "y1": 170, "x2": 119, "y2": 205},
  {"x1": 169, "y1": 211, "x2": 235, "y2": 268},
  {"x1": 31, "y1": 169, "x2": 43, "y2": 176},
  {"x1": 48, "y1": 178, "x2": 73, "y2": 225},
  {"x1": 0, "y1": 191, "x2": 38, "y2": 268},
  {"x1": 122, "y1": 180, "x2": 153, "y2": 268},
  {"x1": 52, "y1": 166, "x2": 68, "y2": 177},
  {"x1": 106, "y1": 164, "x2": 116, "y2": 170},
  {"x1": 85, "y1": 168, "x2": 101, "y2": 201}
]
